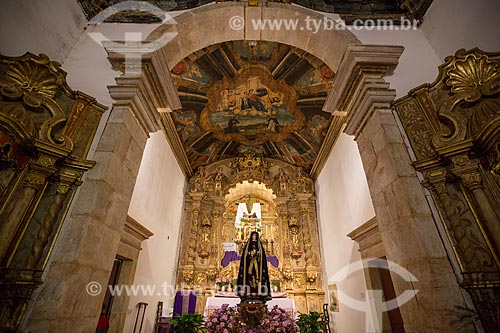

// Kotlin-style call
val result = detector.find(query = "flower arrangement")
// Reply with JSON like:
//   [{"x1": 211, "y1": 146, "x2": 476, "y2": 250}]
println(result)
[
  {"x1": 271, "y1": 277, "x2": 282, "y2": 291},
  {"x1": 205, "y1": 304, "x2": 236, "y2": 333},
  {"x1": 216, "y1": 278, "x2": 231, "y2": 290},
  {"x1": 205, "y1": 304, "x2": 298, "y2": 333}
]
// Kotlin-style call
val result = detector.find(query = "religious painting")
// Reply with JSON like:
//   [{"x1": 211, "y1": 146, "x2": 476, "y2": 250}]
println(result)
[
  {"x1": 169, "y1": 40, "x2": 335, "y2": 173},
  {"x1": 233, "y1": 41, "x2": 274, "y2": 61},
  {"x1": 172, "y1": 110, "x2": 198, "y2": 141},
  {"x1": 200, "y1": 67, "x2": 305, "y2": 146},
  {"x1": 172, "y1": 60, "x2": 210, "y2": 84},
  {"x1": 295, "y1": 69, "x2": 324, "y2": 88},
  {"x1": 328, "y1": 284, "x2": 339, "y2": 312},
  {"x1": 307, "y1": 115, "x2": 329, "y2": 143}
]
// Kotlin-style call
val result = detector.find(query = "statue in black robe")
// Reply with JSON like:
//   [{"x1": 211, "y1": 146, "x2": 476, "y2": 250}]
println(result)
[{"x1": 236, "y1": 231, "x2": 272, "y2": 303}]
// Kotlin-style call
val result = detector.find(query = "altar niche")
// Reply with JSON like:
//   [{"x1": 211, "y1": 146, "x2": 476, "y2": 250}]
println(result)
[{"x1": 176, "y1": 152, "x2": 325, "y2": 314}]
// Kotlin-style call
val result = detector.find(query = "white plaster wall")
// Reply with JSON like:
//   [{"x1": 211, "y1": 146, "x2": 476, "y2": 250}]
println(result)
[
  {"x1": 352, "y1": 28, "x2": 442, "y2": 98},
  {"x1": 125, "y1": 131, "x2": 186, "y2": 333},
  {"x1": 421, "y1": 0, "x2": 500, "y2": 61},
  {"x1": 316, "y1": 134, "x2": 376, "y2": 333},
  {"x1": 0, "y1": 0, "x2": 86, "y2": 63},
  {"x1": 60, "y1": 23, "x2": 161, "y2": 159},
  {"x1": 351, "y1": 0, "x2": 500, "y2": 99}
]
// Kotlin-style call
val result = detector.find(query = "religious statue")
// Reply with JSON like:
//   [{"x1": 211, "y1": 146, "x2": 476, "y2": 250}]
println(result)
[
  {"x1": 278, "y1": 168, "x2": 287, "y2": 196},
  {"x1": 190, "y1": 166, "x2": 207, "y2": 193},
  {"x1": 214, "y1": 166, "x2": 224, "y2": 196},
  {"x1": 236, "y1": 231, "x2": 272, "y2": 302}
]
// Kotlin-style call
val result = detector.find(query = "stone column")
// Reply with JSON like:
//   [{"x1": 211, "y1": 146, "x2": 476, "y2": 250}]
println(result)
[
  {"x1": 324, "y1": 45, "x2": 474, "y2": 332},
  {"x1": 21, "y1": 99, "x2": 150, "y2": 332}
]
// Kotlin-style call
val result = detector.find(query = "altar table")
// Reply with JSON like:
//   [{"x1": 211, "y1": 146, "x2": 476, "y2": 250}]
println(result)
[{"x1": 204, "y1": 297, "x2": 296, "y2": 319}]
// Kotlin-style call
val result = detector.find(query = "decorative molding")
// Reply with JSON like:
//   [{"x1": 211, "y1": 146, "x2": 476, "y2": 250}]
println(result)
[
  {"x1": 347, "y1": 217, "x2": 384, "y2": 258},
  {"x1": 323, "y1": 44, "x2": 404, "y2": 139},
  {"x1": 347, "y1": 216, "x2": 378, "y2": 243},
  {"x1": 159, "y1": 112, "x2": 193, "y2": 178},
  {"x1": 105, "y1": 41, "x2": 190, "y2": 176},
  {"x1": 312, "y1": 45, "x2": 403, "y2": 177},
  {"x1": 125, "y1": 215, "x2": 154, "y2": 242},
  {"x1": 105, "y1": 41, "x2": 182, "y2": 138},
  {"x1": 310, "y1": 116, "x2": 345, "y2": 180}
]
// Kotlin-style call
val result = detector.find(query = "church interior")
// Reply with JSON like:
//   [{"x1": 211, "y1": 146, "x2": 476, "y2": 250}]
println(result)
[{"x1": 0, "y1": 0, "x2": 499, "y2": 332}]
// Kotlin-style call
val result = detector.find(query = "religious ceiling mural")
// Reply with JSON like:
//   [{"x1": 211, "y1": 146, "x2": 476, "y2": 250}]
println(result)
[
  {"x1": 78, "y1": 0, "x2": 433, "y2": 24},
  {"x1": 169, "y1": 40, "x2": 335, "y2": 173}
]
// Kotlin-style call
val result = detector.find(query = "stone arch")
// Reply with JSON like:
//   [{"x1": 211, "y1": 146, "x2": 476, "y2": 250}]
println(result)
[{"x1": 147, "y1": 2, "x2": 361, "y2": 72}]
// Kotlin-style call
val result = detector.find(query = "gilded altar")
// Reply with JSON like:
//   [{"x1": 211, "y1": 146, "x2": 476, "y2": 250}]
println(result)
[
  {"x1": 394, "y1": 48, "x2": 500, "y2": 331},
  {"x1": 176, "y1": 152, "x2": 325, "y2": 314}
]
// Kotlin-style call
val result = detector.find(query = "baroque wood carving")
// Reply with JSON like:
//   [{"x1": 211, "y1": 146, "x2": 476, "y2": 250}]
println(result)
[
  {"x1": 178, "y1": 152, "x2": 323, "y2": 314},
  {"x1": 394, "y1": 48, "x2": 500, "y2": 332},
  {"x1": 0, "y1": 53, "x2": 106, "y2": 331}
]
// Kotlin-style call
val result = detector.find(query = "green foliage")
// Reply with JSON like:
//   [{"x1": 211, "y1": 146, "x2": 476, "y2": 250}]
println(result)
[
  {"x1": 169, "y1": 312, "x2": 206, "y2": 333},
  {"x1": 296, "y1": 311, "x2": 326, "y2": 333}
]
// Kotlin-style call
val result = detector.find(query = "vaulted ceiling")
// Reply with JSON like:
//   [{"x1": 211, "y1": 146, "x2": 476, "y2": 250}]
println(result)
[
  {"x1": 78, "y1": 0, "x2": 434, "y2": 177},
  {"x1": 168, "y1": 41, "x2": 334, "y2": 174},
  {"x1": 78, "y1": 0, "x2": 433, "y2": 24}
]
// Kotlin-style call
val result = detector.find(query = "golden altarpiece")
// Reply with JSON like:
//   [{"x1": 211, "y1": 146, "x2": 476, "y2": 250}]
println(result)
[
  {"x1": 176, "y1": 152, "x2": 325, "y2": 314},
  {"x1": 0, "y1": 54, "x2": 105, "y2": 330},
  {"x1": 394, "y1": 48, "x2": 500, "y2": 331}
]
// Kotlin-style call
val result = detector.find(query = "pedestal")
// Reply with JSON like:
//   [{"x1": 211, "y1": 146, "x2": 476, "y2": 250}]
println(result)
[{"x1": 237, "y1": 303, "x2": 268, "y2": 329}]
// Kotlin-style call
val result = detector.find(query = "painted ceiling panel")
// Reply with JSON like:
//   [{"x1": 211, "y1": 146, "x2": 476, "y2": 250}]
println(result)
[
  {"x1": 170, "y1": 41, "x2": 334, "y2": 173},
  {"x1": 78, "y1": 0, "x2": 433, "y2": 24}
]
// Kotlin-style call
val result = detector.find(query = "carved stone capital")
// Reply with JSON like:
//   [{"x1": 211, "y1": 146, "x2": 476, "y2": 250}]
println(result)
[
  {"x1": 105, "y1": 40, "x2": 182, "y2": 147},
  {"x1": 323, "y1": 45, "x2": 404, "y2": 138}
]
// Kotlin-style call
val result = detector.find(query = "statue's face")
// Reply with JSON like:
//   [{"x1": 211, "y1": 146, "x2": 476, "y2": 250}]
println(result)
[{"x1": 252, "y1": 233, "x2": 257, "y2": 240}]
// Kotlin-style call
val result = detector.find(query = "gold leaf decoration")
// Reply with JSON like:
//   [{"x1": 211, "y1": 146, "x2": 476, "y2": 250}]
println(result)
[
  {"x1": 4, "y1": 61, "x2": 58, "y2": 99},
  {"x1": 446, "y1": 54, "x2": 500, "y2": 102}
]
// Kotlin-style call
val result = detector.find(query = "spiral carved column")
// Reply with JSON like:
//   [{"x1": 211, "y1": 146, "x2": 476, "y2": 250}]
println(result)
[{"x1": 26, "y1": 182, "x2": 70, "y2": 270}]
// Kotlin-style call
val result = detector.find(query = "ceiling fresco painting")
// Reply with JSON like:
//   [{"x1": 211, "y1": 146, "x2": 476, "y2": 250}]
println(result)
[
  {"x1": 170, "y1": 40, "x2": 334, "y2": 173},
  {"x1": 78, "y1": 0, "x2": 433, "y2": 24}
]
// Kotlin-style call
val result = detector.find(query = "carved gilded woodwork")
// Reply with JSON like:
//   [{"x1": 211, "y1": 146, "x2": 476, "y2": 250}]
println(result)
[
  {"x1": 0, "y1": 53, "x2": 106, "y2": 331},
  {"x1": 394, "y1": 48, "x2": 500, "y2": 332},
  {"x1": 177, "y1": 153, "x2": 324, "y2": 314}
]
